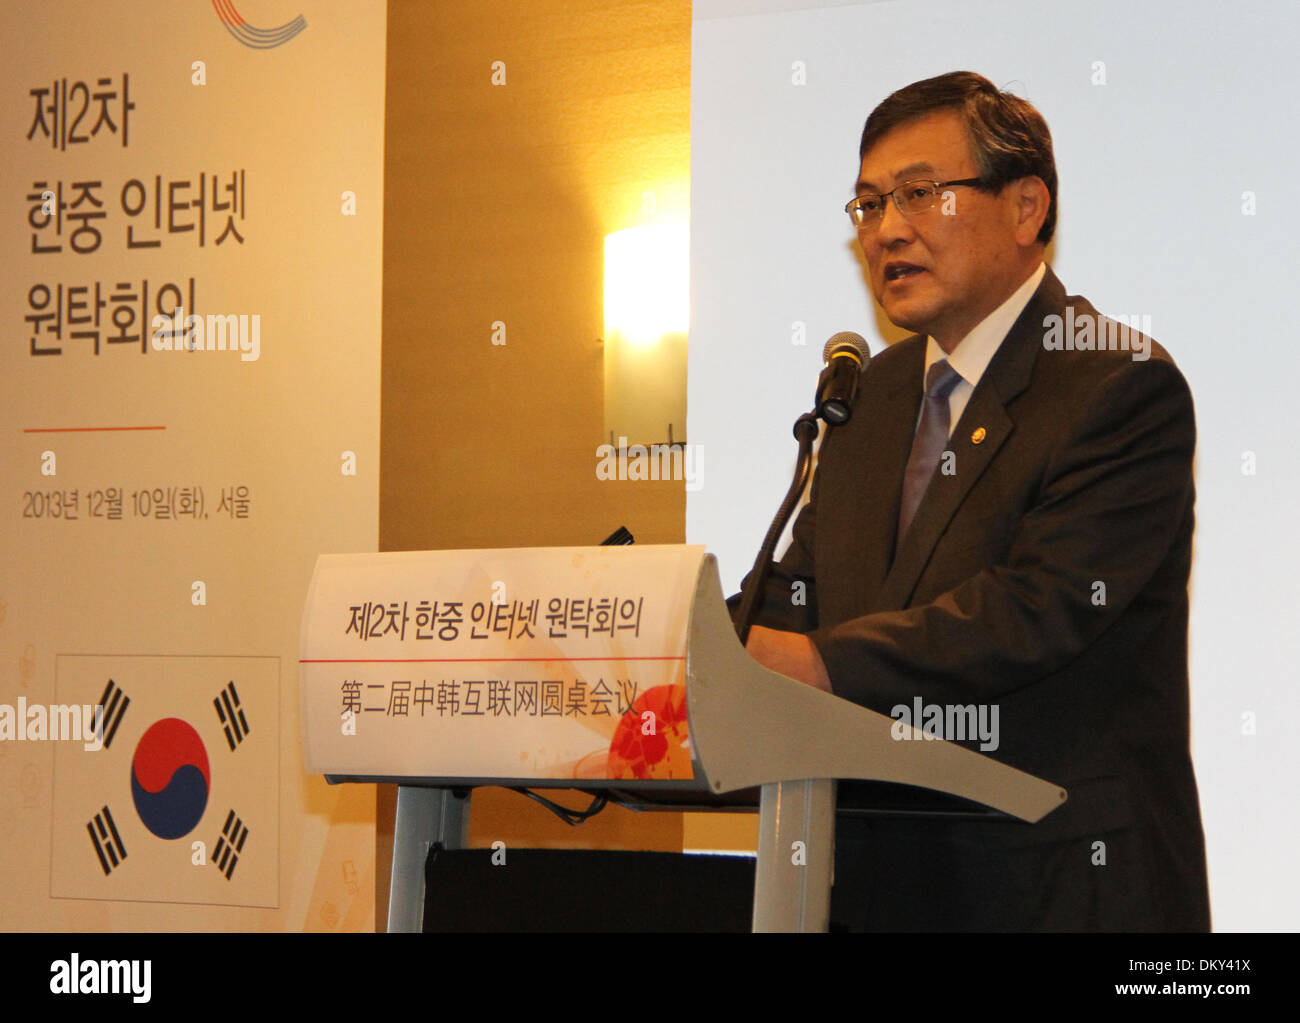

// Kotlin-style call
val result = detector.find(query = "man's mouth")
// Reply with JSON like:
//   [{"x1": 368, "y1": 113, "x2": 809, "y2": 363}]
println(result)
[{"x1": 885, "y1": 263, "x2": 926, "y2": 282}]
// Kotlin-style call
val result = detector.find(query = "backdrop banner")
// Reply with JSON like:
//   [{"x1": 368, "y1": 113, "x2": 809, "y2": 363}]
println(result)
[{"x1": 1, "y1": 0, "x2": 385, "y2": 931}]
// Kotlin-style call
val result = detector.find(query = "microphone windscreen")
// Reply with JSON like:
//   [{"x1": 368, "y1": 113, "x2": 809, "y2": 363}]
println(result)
[{"x1": 822, "y1": 330, "x2": 870, "y2": 364}]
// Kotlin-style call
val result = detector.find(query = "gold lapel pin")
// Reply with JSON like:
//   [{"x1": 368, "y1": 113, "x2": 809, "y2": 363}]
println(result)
[{"x1": 971, "y1": 427, "x2": 987, "y2": 445}]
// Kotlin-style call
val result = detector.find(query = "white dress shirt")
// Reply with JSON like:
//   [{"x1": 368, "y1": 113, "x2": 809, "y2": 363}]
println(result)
[{"x1": 921, "y1": 261, "x2": 1046, "y2": 438}]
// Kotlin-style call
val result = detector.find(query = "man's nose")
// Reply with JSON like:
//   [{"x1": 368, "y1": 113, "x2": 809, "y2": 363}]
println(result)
[
  {"x1": 859, "y1": 200, "x2": 913, "y2": 251},
  {"x1": 876, "y1": 196, "x2": 915, "y2": 241}
]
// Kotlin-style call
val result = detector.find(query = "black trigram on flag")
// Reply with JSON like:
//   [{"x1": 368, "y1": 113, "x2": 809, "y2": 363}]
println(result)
[
  {"x1": 97, "y1": 678, "x2": 130, "y2": 749},
  {"x1": 88, "y1": 805, "x2": 127, "y2": 875},
  {"x1": 214, "y1": 680, "x2": 250, "y2": 751},
  {"x1": 213, "y1": 810, "x2": 248, "y2": 880}
]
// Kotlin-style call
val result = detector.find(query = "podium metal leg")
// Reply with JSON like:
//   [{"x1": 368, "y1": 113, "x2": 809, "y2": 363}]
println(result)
[
  {"x1": 752, "y1": 779, "x2": 835, "y2": 932},
  {"x1": 386, "y1": 786, "x2": 471, "y2": 933}
]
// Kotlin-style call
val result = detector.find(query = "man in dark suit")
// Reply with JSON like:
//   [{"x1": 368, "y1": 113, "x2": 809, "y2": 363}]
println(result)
[{"x1": 742, "y1": 72, "x2": 1211, "y2": 931}]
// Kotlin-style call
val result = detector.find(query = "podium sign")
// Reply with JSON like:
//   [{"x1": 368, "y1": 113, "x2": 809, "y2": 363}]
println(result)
[
  {"x1": 301, "y1": 545, "x2": 707, "y2": 783},
  {"x1": 302, "y1": 545, "x2": 1066, "y2": 931}
]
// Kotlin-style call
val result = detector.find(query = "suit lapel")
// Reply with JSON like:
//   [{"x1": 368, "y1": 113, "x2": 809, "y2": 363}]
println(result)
[
  {"x1": 872, "y1": 267, "x2": 1066, "y2": 612},
  {"x1": 832, "y1": 339, "x2": 923, "y2": 615}
]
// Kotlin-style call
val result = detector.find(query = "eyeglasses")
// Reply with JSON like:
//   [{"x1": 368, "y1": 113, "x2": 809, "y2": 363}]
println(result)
[{"x1": 845, "y1": 178, "x2": 984, "y2": 227}]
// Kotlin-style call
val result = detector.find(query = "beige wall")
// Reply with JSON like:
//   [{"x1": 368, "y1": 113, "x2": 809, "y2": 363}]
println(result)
[{"x1": 379, "y1": 0, "x2": 699, "y2": 926}]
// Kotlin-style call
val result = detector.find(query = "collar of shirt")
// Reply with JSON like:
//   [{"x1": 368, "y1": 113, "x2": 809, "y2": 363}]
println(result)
[{"x1": 922, "y1": 261, "x2": 1047, "y2": 436}]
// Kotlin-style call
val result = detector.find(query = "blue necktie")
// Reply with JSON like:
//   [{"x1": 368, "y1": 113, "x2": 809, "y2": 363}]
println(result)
[{"x1": 897, "y1": 359, "x2": 962, "y2": 543}]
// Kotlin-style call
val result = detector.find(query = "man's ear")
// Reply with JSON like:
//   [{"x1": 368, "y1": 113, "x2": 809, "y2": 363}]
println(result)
[{"x1": 1012, "y1": 175, "x2": 1050, "y2": 246}]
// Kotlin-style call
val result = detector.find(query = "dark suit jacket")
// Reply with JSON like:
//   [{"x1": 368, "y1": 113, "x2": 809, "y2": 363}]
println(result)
[{"x1": 748, "y1": 267, "x2": 1211, "y2": 931}]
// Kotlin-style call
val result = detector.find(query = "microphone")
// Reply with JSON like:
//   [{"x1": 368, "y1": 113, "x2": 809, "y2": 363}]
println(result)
[
  {"x1": 815, "y1": 331, "x2": 871, "y2": 425},
  {"x1": 733, "y1": 331, "x2": 869, "y2": 644}
]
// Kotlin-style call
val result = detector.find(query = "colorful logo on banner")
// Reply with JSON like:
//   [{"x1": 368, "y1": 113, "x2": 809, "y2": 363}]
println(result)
[
  {"x1": 212, "y1": 0, "x2": 307, "y2": 49},
  {"x1": 605, "y1": 683, "x2": 691, "y2": 780},
  {"x1": 52, "y1": 656, "x2": 278, "y2": 907}
]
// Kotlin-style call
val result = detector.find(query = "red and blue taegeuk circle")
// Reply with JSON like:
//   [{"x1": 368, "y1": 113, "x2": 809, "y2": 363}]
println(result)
[{"x1": 130, "y1": 718, "x2": 211, "y2": 840}]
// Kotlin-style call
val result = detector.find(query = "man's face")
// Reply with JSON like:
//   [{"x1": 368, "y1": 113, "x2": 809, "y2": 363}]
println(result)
[{"x1": 855, "y1": 110, "x2": 1031, "y2": 348}]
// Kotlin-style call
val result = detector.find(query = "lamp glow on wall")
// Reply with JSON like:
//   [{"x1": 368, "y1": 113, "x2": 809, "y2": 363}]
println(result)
[{"x1": 603, "y1": 223, "x2": 689, "y2": 448}]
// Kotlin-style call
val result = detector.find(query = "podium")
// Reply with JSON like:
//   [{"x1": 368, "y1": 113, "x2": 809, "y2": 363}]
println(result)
[{"x1": 300, "y1": 545, "x2": 1066, "y2": 932}]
